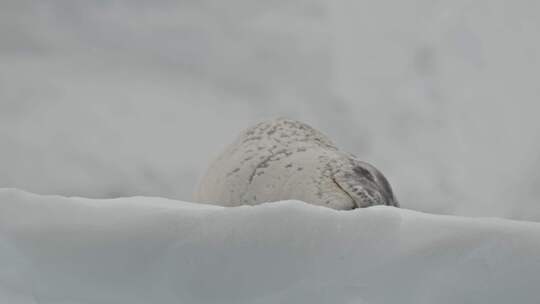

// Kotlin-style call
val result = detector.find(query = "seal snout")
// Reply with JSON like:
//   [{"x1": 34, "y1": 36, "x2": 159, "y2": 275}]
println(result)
[{"x1": 333, "y1": 161, "x2": 398, "y2": 208}]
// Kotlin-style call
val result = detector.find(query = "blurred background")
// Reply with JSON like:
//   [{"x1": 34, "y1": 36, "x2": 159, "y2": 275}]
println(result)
[{"x1": 1, "y1": 0, "x2": 539, "y2": 221}]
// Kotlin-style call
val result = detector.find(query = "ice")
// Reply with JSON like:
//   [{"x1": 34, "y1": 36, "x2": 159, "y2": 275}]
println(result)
[{"x1": 1, "y1": 188, "x2": 539, "y2": 304}]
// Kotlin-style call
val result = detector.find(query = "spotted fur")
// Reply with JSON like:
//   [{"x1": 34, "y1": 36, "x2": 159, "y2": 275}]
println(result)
[{"x1": 195, "y1": 118, "x2": 398, "y2": 209}]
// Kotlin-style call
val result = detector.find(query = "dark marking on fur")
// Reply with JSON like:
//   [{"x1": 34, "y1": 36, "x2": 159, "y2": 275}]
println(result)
[
  {"x1": 226, "y1": 168, "x2": 241, "y2": 177},
  {"x1": 373, "y1": 170, "x2": 397, "y2": 206},
  {"x1": 353, "y1": 166, "x2": 375, "y2": 182},
  {"x1": 248, "y1": 149, "x2": 290, "y2": 183}
]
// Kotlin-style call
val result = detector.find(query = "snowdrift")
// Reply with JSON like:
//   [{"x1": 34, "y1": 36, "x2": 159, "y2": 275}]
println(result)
[{"x1": 1, "y1": 188, "x2": 540, "y2": 304}]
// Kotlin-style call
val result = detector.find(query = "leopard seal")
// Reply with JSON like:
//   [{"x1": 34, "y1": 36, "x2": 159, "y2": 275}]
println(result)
[{"x1": 195, "y1": 118, "x2": 398, "y2": 210}]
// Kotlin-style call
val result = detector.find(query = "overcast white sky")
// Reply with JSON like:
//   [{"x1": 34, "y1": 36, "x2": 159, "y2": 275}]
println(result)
[{"x1": 1, "y1": 0, "x2": 540, "y2": 221}]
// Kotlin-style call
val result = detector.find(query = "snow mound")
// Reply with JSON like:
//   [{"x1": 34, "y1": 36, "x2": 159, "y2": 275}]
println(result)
[{"x1": 1, "y1": 188, "x2": 540, "y2": 304}]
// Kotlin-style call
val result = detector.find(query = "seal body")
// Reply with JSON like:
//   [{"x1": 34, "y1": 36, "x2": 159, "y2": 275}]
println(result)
[{"x1": 195, "y1": 118, "x2": 398, "y2": 210}]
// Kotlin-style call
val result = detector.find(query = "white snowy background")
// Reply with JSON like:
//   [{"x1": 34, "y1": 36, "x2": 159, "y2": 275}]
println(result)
[
  {"x1": 2, "y1": 1, "x2": 540, "y2": 303},
  {"x1": 2, "y1": 0, "x2": 540, "y2": 220}
]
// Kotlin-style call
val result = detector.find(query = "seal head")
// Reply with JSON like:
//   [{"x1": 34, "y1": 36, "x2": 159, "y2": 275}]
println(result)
[{"x1": 332, "y1": 158, "x2": 398, "y2": 208}]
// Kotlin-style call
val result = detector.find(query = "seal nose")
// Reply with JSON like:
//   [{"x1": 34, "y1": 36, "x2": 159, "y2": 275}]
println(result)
[{"x1": 349, "y1": 161, "x2": 398, "y2": 208}]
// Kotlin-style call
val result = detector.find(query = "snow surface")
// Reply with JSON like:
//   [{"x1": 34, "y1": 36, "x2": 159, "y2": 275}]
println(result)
[{"x1": 1, "y1": 188, "x2": 540, "y2": 304}]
